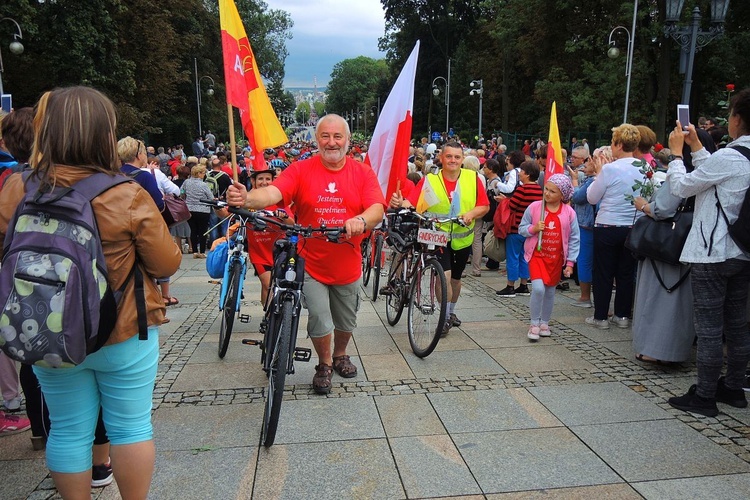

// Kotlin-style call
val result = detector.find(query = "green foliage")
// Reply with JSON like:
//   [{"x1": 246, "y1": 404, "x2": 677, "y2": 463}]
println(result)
[
  {"x1": 326, "y1": 56, "x2": 389, "y2": 116},
  {"x1": 295, "y1": 101, "x2": 311, "y2": 124},
  {"x1": 0, "y1": 0, "x2": 291, "y2": 146}
]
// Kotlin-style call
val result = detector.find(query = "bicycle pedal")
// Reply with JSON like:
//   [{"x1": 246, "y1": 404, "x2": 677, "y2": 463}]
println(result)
[
  {"x1": 293, "y1": 347, "x2": 312, "y2": 362},
  {"x1": 242, "y1": 338, "x2": 261, "y2": 346},
  {"x1": 239, "y1": 314, "x2": 251, "y2": 323}
]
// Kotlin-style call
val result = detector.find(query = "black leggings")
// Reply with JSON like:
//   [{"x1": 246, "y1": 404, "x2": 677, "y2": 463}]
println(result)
[{"x1": 188, "y1": 211, "x2": 210, "y2": 253}]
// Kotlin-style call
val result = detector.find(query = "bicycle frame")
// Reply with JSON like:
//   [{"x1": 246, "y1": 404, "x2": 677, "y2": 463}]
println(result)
[
  {"x1": 261, "y1": 234, "x2": 304, "y2": 374},
  {"x1": 219, "y1": 221, "x2": 248, "y2": 312}
]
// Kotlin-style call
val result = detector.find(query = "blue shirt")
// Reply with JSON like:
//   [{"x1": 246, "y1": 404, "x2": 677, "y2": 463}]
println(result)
[{"x1": 120, "y1": 164, "x2": 164, "y2": 211}]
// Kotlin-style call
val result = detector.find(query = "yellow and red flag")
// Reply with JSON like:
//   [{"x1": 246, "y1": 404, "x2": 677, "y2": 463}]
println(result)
[
  {"x1": 219, "y1": 0, "x2": 287, "y2": 169},
  {"x1": 545, "y1": 102, "x2": 564, "y2": 177}
]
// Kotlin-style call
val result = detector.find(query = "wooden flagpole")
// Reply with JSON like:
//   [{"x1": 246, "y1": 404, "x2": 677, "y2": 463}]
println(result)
[{"x1": 227, "y1": 103, "x2": 238, "y2": 183}]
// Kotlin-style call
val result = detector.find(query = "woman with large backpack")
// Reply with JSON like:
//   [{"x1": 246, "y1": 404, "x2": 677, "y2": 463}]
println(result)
[{"x1": 0, "y1": 86, "x2": 181, "y2": 499}]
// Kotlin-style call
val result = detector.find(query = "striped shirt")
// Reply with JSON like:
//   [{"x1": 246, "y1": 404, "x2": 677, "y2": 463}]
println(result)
[{"x1": 508, "y1": 183, "x2": 543, "y2": 233}]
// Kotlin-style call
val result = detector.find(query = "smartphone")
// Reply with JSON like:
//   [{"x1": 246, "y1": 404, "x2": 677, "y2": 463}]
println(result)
[
  {"x1": 677, "y1": 104, "x2": 690, "y2": 130},
  {"x1": 0, "y1": 94, "x2": 11, "y2": 114}
]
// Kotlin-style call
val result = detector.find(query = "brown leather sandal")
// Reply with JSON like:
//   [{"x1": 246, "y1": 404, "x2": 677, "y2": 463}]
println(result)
[
  {"x1": 332, "y1": 355, "x2": 358, "y2": 378},
  {"x1": 312, "y1": 364, "x2": 333, "y2": 394}
]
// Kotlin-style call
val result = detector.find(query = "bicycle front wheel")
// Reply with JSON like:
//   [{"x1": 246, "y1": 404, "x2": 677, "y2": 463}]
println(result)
[
  {"x1": 361, "y1": 235, "x2": 373, "y2": 287},
  {"x1": 261, "y1": 297, "x2": 293, "y2": 447},
  {"x1": 384, "y1": 251, "x2": 407, "y2": 326},
  {"x1": 218, "y1": 260, "x2": 242, "y2": 359},
  {"x1": 371, "y1": 234, "x2": 384, "y2": 302},
  {"x1": 407, "y1": 258, "x2": 447, "y2": 358}
]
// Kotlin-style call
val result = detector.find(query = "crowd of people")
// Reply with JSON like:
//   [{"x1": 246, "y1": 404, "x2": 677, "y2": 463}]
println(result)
[{"x1": 0, "y1": 84, "x2": 749, "y2": 498}]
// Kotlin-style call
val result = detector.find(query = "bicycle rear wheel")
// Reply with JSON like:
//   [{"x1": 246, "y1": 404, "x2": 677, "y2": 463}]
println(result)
[
  {"x1": 407, "y1": 258, "x2": 447, "y2": 358},
  {"x1": 361, "y1": 236, "x2": 373, "y2": 287},
  {"x1": 385, "y1": 251, "x2": 407, "y2": 326},
  {"x1": 218, "y1": 260, "x2": 242, "y2": 359},
  {"x1": 371, "y1": 234, "x2": 384, "y2": 302},
  {"x1": 261, "y1": 297, "x2": 293, "y2": 447}
]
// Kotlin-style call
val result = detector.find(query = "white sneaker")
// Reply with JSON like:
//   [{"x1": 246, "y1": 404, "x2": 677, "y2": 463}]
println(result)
[
  {"x1": 539, "y1": 324, "x2": 551, "y2": 337},
  {"x1": 571, "y1": 299, "x2": 593, "y2": 308},
  {"x1": 585, "y1": 316, "x2": 610, "y2": 329},
  {"x1": 609, "y1": 315, "x2": 631, "y2": 328},
  {"x1": 2, "y1": 397, "x2": 21, "y2": 412},
  {"x1": 527, "y1": 325, "x2": 540, "y2": 341}
]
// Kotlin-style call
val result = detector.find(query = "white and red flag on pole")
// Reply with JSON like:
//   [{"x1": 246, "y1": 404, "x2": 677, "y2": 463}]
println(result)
[{"x1": 365, "y1": 41, "x2": 420, "y2": 201}]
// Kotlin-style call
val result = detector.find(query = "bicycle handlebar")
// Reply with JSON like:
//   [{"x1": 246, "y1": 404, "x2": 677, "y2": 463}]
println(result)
[
  {"x1": 200, "y1": 199, "x2": 345, "y2": 242},
  {"x1": 387, "y1": 207, "x2": 468, "y2": 227}
]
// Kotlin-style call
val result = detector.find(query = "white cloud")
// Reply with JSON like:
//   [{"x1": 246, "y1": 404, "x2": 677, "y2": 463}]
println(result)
[{"x1": 263, "y1": 0, "x2": 386, "y2": 87}]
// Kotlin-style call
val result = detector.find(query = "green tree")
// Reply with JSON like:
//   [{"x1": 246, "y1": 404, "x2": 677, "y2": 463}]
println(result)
[
  {"x1": 326, "y1": 56, "x2": 389, "y2": 118},
  {"x1": 0, "y1": 0, "x2": 292, "y2": 146},
  {"x1": 295, "y1": 101, "x2": 311, "y2": 124}
]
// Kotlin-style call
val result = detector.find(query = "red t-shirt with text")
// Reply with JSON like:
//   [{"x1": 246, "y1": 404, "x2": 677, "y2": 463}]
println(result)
[
  {"x1": 247, "y1": 203, "x2": 294, "y2": 268},
  {"x1": 272, "y1": 156, "x2": 385, "y2": 285},
  {"x1": 528, "y1": 206, "x2": 564, "y2": 286}
]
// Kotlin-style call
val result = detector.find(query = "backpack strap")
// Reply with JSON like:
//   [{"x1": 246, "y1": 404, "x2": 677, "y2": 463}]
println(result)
[
  {"x1": 71, "y1": 173, "x2": 149, "y2": 341},
  {"x1": 729, "y1": 145, "x2": 750, "y2": 162}
]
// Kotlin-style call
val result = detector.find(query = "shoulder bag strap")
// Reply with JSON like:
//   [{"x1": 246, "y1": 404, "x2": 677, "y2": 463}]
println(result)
[{"x1": 650, "y1": 259, "x2": 691, "y2": 293}]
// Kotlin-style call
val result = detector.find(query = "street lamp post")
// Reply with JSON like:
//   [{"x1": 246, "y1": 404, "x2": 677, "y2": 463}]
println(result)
[
  {"x1": 664, "y1": 0, "x2": 730, "y2": 106},
  {"x1": 431, "y1": 58, "x2": 451, "y2": 134},
  {"x1": 469, "y1": 79, "x2": 484, "y2": 139},
  {"x1": 607, "y1": 21, "x2": 635, "y2": 123},
  {"x1": 0, "y1": 17, "x2": 25, "y2": 97},
  {"x1": 194, "y1": 58, "x2": 215, "y2": 137}
]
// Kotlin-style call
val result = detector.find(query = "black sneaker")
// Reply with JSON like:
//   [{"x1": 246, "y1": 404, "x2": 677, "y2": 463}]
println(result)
[
  {"x1": 91, "y1": 460, "x2": 113, "y2": 487},
  {"x1": 668, "y1": 385, "x2": 719, "y2": 417},
  {"x1": 449, "y1": 313, "x2": 461, "y2": 327},
  {"x1": 440, "y1": 321, "x2": 451, "y2": 338},
  {"x1": 496, "y1": 285, "x2": 516, "y2": 297},
  {"x1": 717, "y1": 376, "x2": 748, "y2": 408},
  {"x1": 556, "y1": 281, "x2": 570, "y2": 291},
  {"x1": 514, "y1": 284, "x2": 530, "y2": 296}
]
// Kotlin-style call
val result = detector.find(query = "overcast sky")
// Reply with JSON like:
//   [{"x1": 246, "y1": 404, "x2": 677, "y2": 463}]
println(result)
[{"x1": 263, "y1": 0, "x2": 387, "y2": 88}]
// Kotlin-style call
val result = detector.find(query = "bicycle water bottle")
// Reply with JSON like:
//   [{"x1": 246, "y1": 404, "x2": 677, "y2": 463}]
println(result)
[
  {"x1": 285, "y1": 235, "x2": 299, "y2": 281},
  {"x1": 285, "y1": 258, "x2": 296, "y2": 281}
]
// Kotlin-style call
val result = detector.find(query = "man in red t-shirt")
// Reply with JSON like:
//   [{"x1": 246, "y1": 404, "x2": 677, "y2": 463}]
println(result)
[{"x1": 227, "y1": 115, "x2": 385, "y2": 394}]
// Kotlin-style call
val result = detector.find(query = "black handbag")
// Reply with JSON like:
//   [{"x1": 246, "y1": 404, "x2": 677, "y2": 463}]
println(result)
[{"x1": 625, "y1": 202, "x2": 692, "y2": 266}]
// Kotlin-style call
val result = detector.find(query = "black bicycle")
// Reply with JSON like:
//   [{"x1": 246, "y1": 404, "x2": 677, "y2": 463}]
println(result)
[
  {"x1": 381, "y1": 208, "x2": 464, "y2": 357},
  {"x1": 361, "y1": 215, "x2": 388, "y2": 301},
  {"x1": 233, "y1": 208, "x2": 345, "y2": 447}
]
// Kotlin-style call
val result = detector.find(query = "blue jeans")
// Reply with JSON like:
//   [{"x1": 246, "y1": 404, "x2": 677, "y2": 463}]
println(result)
[
  {"x1": 691, "y1": 259, "x2": 750, "y2": 398},
  {"x1": 577, "y1": 227, "x2": 593, "y2": 283},
  {"x1": 505, "y1": 233, "x2": 529, "y2": 282},
  {"x1": 208, "y1": 210, "x2": 228, "y2": 243},
  {"x1": 33, "y1": 328, "x2": 159, "y2": 473}
]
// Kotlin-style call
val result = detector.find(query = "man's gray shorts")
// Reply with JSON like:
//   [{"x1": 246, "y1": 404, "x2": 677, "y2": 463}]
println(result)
[{"x1": 302, "y1": 273, "x2": 362, "y2": 338}]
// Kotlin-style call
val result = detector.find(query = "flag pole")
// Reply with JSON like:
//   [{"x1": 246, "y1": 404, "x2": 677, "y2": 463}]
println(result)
[{"x1": 227, "y1": 103, "x2": 238, "y2": 183}]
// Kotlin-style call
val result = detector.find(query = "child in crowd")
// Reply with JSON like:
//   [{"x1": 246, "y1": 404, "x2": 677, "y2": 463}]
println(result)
[{"x1": 519, "y1": 174, "x2": 580, "y2": 341}]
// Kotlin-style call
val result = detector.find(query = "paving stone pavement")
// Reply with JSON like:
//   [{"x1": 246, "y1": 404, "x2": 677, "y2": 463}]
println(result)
[{"x1": 4, "y1": 257, "x2": 750, "y2": 499}]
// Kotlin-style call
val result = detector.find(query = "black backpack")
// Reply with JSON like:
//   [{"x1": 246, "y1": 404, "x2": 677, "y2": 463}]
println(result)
[{"x1": 716, "y1": 145, "x2": 750, "y2": 254}]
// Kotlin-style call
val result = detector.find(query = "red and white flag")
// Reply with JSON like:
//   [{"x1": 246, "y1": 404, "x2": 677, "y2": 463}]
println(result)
[{"x1": 365, "y1": 41, "x2": 420, "y2": 200}]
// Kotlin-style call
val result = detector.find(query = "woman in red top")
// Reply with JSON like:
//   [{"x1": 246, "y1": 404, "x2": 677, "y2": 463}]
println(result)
[{"x1": 496, "y1": 161, "x2": 543, "y2": 297}]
